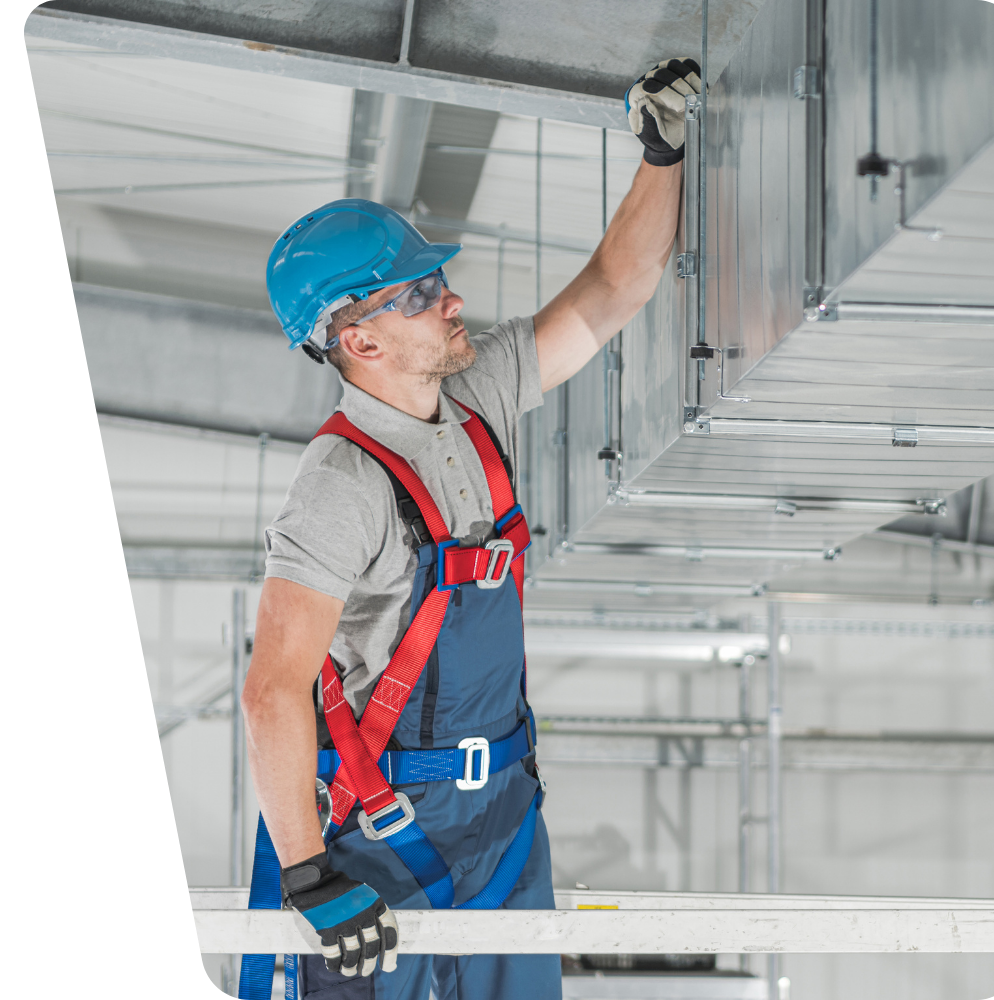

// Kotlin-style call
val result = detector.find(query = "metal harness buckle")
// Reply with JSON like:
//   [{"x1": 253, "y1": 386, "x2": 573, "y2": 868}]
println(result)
[
  {"x1": 357, "y1": 791, "x2": 416, "y2": 841},
  {"x1": 456, "y1": 737, "x2": 491, "y2": 790},
  {"x1": 478, "y1": 539, "x2": 514, "y2": 589}
]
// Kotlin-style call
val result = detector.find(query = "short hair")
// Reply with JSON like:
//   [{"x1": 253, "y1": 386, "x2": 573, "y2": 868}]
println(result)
[{"x1": 321, "y1": 297, "x2": 375, "y2": 376}]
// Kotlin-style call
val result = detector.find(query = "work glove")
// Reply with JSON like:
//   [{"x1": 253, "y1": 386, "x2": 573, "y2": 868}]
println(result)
[
  {"x1": 625, "y1": 58, "x2": 702, "y2": 166},
  {"x1": 282, "y1": 851, "x2": 399, "y2": 977}
]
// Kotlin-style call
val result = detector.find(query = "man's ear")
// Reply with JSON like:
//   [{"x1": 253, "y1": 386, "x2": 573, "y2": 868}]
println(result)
[{"x1": 338, "y1": 324, "x2": 384, "y2": 365}]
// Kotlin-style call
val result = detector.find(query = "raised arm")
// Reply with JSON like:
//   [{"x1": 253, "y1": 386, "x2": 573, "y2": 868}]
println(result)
[
  {"x1": 242, "y1": 576, "x2": 344, "y2": 867},
  {"x1": 534, "y1": 57, "x2": 701, "y2": 391},
  {"x1": 533, "y1": 158, "x2": 682, "y2": 390}
]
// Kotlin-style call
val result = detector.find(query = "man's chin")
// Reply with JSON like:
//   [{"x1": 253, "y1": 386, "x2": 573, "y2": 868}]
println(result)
[{"x1": 423, "y1": 341, "x2": 476, "y2": 383}]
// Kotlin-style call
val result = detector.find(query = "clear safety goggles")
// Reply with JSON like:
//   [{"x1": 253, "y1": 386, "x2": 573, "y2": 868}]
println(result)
[{"x1": 308, "y1": 269, "x2": 449, "y2": 354}]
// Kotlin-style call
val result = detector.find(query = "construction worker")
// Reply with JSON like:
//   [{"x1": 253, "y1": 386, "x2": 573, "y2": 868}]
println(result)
[{"x1": 241, "y1": 58, "x2": 700, "y2": 1000}]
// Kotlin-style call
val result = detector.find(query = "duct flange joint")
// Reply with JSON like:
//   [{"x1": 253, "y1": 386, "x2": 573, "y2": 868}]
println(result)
[{"x1": 793, "y1": 65, "x2": 821, "y2": 100}]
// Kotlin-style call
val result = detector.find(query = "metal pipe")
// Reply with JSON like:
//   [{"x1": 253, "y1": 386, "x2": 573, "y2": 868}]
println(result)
[
  {"x1": 767, "y1": 603, "x2": 782, "y2": 1000},
  {"x1": 699, "y1": 418, "x2": 994, "y2": 444},
  {"x1": 570, "y1": 542, "x2": 840, "y2": 561},
  {"x1": 833, "y1": 302, "x2": 994, "y2": 324},
  {"x1": 397, "y1": 0, "x2": 416, "y2": 66},
  {"x1": 229, "y1": 588, "x2": 248, "y2": 888},
  {"x1": 868, "y1": 0, "x2": 879, "y2": 201},
  {"x1": 192, "y1": 894, "x2": 994, "y2": 955},
  {"x1": 524, "y1": 578, "x2": 766, "y2": 597},
  {"x1": 615, "y1": 490, "x2": 936, "y2": 515},
  {"x1": 682, "y1": 92, "x2": 703, "y2": 397},
  {"x1": 738, "y1": 655, "x2": 753, "y2": 896},
  {"x1": 698, "y1": 0, "x2": 708, "y2": 349}
]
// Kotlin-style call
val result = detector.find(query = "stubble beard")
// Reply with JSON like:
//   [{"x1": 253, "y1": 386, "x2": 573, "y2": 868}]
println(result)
[{"x1": 402, "y1": 318, "x2": 476, "y2": 384}]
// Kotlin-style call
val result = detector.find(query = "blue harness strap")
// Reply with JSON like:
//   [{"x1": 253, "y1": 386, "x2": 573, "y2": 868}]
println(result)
[
  {"x1": 238, "y1": 813, "x2": 284, "y2": 1000},
  {"x1": 241, "y1": 786, "x2": 540, "y2": 997},
  {"x1": 458, "y1": 788, "x2": 541, "y2": 909},
  {"x1": 318, "y1": 718, "x2": 532, "y2": 786}
]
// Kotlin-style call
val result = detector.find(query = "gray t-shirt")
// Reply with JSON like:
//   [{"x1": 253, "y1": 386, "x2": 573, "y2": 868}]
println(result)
[{"x1": 264, "y1": 316, "x2": 543, "y2": 716}]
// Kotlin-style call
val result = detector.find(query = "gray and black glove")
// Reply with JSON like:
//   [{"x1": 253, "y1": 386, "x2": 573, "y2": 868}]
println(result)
[
  {"x1": 282, "y1": 851, "x2": 399, "y2": 977},
  {"x1": 625, "y1": 58, "x2": 702, "y2": 166}
]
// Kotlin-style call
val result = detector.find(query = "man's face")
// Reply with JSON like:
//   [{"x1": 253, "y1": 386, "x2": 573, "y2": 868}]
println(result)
[{"x1": 352, "y1": 279, "x2": 476, "y2": 384}]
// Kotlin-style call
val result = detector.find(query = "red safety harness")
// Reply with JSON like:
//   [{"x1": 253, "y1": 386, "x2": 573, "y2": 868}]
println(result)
[{"x1": 314, "y1": 399, "x2": 531, "y2": 830}]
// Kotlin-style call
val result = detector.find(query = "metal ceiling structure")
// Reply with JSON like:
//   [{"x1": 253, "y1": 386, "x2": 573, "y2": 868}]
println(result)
[
  {"x1": 23, "y1": 0, "x2": 994, "y2": 610},
  {"x1": 511, "y1": 0, "x2": 994, "y2": 609},
  {"x1": 31, "y1": 0, "x2": 765, "y2": 127}
]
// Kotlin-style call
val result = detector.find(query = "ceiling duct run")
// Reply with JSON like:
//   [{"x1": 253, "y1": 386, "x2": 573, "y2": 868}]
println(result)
[{"x1": 521, "y1": 0, "x2": 994, "y2": 607}]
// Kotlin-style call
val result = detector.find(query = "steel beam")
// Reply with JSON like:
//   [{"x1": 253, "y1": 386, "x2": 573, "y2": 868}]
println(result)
[{"x1": 26, "y1": 9, "x2": 628, "y2": 130}]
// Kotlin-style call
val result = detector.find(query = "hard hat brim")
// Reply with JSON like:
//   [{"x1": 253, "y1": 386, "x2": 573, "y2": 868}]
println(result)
[{"x1": 287, "y1": 241, "x2": 463, "y2": 349}]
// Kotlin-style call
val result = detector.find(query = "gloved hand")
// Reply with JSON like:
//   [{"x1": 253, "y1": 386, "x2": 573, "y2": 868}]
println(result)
[
  {"x1": 625, "y1": 58, "x2": 703, "y2": 166},
  {"x1": 282, "y1": 851, "x2": 399, "y2": 977}
]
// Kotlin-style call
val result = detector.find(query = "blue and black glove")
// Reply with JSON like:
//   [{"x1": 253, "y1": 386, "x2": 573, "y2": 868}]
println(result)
[
  {"x1": 282, "y1": 852, "x2": 399, "y2": 977},
  {"x1": 625, "y1": 58, "x2": 703, "y2": 166}
]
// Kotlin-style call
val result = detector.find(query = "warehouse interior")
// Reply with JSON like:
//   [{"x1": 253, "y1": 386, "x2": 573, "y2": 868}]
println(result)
[{"x1": 24, "y1": 0, "x2": 994, "y2": 998}]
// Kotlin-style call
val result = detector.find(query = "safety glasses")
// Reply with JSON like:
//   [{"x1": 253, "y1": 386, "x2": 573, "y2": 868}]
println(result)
[
  {"x1": 307, "y1": 269, "x2": 449, "y2": 355},
  {"x1": 354, "y1": 268, "x2": 449, "y2": 326}
]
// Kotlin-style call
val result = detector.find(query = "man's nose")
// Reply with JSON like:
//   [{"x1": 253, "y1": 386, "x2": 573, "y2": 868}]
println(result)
[{"x1": 440, "y1": 287, "x2": 464, "y2": 318}]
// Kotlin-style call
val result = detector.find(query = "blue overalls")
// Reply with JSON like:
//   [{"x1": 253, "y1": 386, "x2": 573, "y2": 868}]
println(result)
[{"x1": 240, "y1": 401, "x2": 561, "y2": 1000}]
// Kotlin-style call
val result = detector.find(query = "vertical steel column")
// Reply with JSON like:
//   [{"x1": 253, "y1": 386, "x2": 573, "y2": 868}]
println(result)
[
  {"x1": 738, "y1": 654, "x2": 752, "y2": 973},
  {"x1": 697, "y1": 0, "x2": 708, "y2": 357},
  {"x1": 230, "y1": 587, "x2": 248, "y2": 888},
  {"x1": 802, "y1": 0, "x2": 826, "y2": 312},
  {"x1": 767, "y1": 602, "x2": 783, "y2": 999},
  {"x1": 682, "y1": 93, "x2": 702, "y2": 408},
  {"x1": 601, "y1": 128, "x2": 612, "y2": 478}
]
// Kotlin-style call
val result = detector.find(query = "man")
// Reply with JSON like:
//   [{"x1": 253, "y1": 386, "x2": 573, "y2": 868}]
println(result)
[{"x1": 241, "y1": 58, "x2": 700, "y2": 1000}]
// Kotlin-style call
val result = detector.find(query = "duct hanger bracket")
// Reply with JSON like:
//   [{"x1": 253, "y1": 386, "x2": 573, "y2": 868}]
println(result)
[
  {"x1": 677, "y1": 252, "x2": 697, "y2": 278},
  {"x1": 689, "y1": 344, "x2": 751, "y2": 403}
]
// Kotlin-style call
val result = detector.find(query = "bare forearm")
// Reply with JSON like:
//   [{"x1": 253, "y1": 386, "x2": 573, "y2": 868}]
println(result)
[
  {"x1": 241, "y1": 578, "x2": 345, "y2": 868},
  {"x1": 535, "y1": 159, "x2": 681, "y2": 389},
  {"x1": 243, "y1": 680, "x2": 326, "y2": 867},
  {"x1": 590, "y1": 159, "x2": 682, "y2": 306}
]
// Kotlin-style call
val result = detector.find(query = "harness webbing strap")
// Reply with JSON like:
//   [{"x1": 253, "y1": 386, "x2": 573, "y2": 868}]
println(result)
[
  {"x1": 451, "y1": 398, "x2": 516, "y2": 518},
  {"x1": 314, "y1": 412, "x2": 451, "y2": 544},
  {"x1": 320, "y1": 586, "x2": 451, "y2": 825}
]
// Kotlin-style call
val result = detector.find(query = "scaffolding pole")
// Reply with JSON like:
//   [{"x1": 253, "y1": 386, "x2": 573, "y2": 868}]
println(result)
[
  {"x1": 191, "y1": 888, "x2": 994, "y2": 955},
  {"x1": 767, "y1": 603, "x2": 782, "y2": 999}
]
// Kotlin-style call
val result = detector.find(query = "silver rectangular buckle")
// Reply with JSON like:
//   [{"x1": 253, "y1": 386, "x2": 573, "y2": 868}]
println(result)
[
  {"x1": 478, "y1": 539, "x2": 514, "y2": 589},
  {"x1": 357, "y1": 791, "x2": 415, "y2": 841},
  {"x1": 456, "y1": 737, "x2": 490, "y2": 790}
]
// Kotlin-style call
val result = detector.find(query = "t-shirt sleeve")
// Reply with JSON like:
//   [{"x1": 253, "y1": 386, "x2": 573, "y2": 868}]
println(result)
[
  {"x1": 264, "y1": 467, "x2": 379, "y2": 603},
  {"x1": 465, "y1": 315, "x2": 544, "y2": 418}
]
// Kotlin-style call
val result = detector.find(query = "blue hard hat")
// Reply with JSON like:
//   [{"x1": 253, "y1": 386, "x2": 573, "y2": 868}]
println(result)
[{"x1": 266, "y1": 199, "x2": 462, "y2": 350}]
